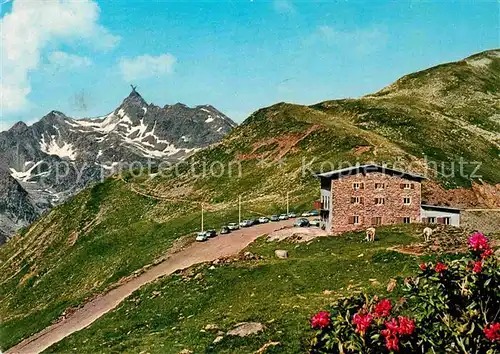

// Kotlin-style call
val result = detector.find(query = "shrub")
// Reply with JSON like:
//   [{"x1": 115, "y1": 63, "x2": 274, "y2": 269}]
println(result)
[{"x1": 310, "y1": 232, "x2": 500, "y2": 353}]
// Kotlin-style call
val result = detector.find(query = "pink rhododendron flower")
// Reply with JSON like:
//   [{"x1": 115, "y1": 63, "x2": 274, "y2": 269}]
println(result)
[
  {"x1": 384, "y1": 333, "x2": 399, "y2": 351},
  {"x1": 384, "y1": 317, "x2": 415, "y2": 336},
  {"x1": 481, "y1": 249, "x2": 493, "y2": 259},
  {"x1": 468, "y1": 232, "x2": 490, "y2": 252},
  {"x1": 419, "y1": 263, "x2": 427, "y2": 270},
  {"x1": 397, "y1": 316, "x2": 415, "y2": 335},
  {"x1": 435, "y1": 262, "x2": 447, "y2": 273},
  {"x1": 374, "y1": 299, "x2": 392, "y2": 317},
  {"x1": 352, "y1": 312, "x2": 373, "y2": 334},
  {"x1": 310, "y1": 311, "x2": 330, "y2": 329},
  {"x1": 484, "y1": 323, "x2": 500, "y2": 342},
  {"x1": 385, "y1": 317, "x2": 400, "y2": 332},
  {"x1": 472, "y1": 261, "x2": 483, "y2": 273}
]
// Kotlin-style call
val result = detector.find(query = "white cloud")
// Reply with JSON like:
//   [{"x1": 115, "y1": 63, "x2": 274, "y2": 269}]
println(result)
[
  {"x1": 316, "y1": 25, "x2": 387, "y2": 55},
  {"x1": 47, "y1": 51, "x2": 92, "y2": 69},
  {"x1": 119, "y1": 54, "x2": 177, "y2": 82},
  {"x1": 273, "y1": 0, "x2": 296, "y2": 14},
  {"x1": 0, "y1": 0, "x2": 120, "y2": 114}
]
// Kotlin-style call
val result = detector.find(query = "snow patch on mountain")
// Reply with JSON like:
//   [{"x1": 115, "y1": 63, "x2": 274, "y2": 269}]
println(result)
[
  {"x1": 69, "y1": 112, "x2": 126, "y2": 134},
  {"x1": 40, "y1": 135, "x2": 77, "y2": 160},
  {"x1": 101, "y1": 162, "x2": 120, "y2": 170},
  {"x1": 10, "y1": 161, "x2": 50, "y2": 183}
]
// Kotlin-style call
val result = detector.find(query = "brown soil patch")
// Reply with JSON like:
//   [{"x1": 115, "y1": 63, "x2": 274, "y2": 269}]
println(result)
[
  {"x1": 237, "y1": 125, "x2": 320, "y2": 161},
  {"x1": 352, "y1": 145, "x2": 372, "y2": 156},
  {"x1": 389, "y1": 245, "x2": 425, "y2": 256},
  {"x1": 390, "y1": 226, "x2": 494, "y2": 256}
]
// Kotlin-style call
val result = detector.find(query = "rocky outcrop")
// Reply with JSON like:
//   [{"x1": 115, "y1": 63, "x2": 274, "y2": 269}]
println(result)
[
  {"x1": 226, "y1": 322, "x2": 264, "y2": 337},
  {"x1": 0, "y1": 167, "x2": 38, "y2": 241},
  {"x1": 422, "y1": 180, "x2": 500, "y2": 209}
]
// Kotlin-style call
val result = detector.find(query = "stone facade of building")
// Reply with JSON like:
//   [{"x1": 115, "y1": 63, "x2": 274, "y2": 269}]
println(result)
[
  {"x1": 330, "y1": 172, "x2": 421, "y2": 234},
  {"x1": 317, "y1": 165, "x2": 425, "y2": 234}
]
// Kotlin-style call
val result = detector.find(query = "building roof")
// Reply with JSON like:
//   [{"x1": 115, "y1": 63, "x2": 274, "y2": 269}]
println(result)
[
  {"x1": 421, "y1": 204, "x2": 461, "y2": 213},
  {"x1": 313, "y1": 164, "x2": 426, "y2": 181}
]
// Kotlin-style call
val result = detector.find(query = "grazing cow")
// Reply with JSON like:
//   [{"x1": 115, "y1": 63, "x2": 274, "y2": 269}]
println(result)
[
  {"x1": 423, "y1": 227, "x2": 433, "y2": 242},
  {"x1": 366, "y1": 227, "x2": 376, "y2": 242}
]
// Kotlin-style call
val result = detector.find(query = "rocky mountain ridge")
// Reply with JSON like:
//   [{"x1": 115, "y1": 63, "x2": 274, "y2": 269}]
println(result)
[{"x1": 0, "y1": 89, "x2": 236, "y2": 243}]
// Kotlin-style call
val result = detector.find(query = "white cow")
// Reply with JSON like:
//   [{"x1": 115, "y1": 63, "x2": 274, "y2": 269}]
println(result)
[
  {"x1": 366, "y1": 227, "x2": 376, "y2": 242},
  {"x1": 423, "y1": 227, "x2": 434, "y2": 242}
]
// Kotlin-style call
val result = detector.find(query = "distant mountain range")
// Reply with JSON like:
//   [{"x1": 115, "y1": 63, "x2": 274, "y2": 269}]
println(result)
[{"x1": 0, "y1": 89, "x2": 236, "y2": 242}]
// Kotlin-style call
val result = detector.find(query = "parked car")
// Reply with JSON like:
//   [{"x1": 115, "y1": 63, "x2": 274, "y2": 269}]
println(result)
[
  {"x1": 270, "y1": 214, "x2": 280, "y2": 222},
  {"x1": 310, "y1": 210, "x2": 319, "y2": 216},
  {"x1": 287, "y1": 212, "x2": 296, "y2": 218},
  {"x1": 295, "y1": 218, "x2": 310, "y2": 227},
  {"x1": 240, "y1": 220, "x2": 252, "y2": 227},
  {"x1": 258, "y1": 216, "x2": 269, "y2": 223},
  {"x1": 206, "y1": 229, "x2": 217, "y2": 238},
  {"x1": 228, "y1": 222, "x2": 239, "y2": 230},
  {"x1": 301, "y1": 211, "x2": 311, "y2": 217},
  {"x1": 279, "y1": 214, "x2": 289, "y2": 220},
  {"x1": 196, "y1": 232, "x2": 209, "y2": 242},
  {"x1": 220, "y1": 226, "x2": 230, "y2": 234},
  {"x1": 252, "y1": 219, "x2": 260, "y2": 225},
  {"x1": 310, "y1": 218, "x2": 320, "y2": 227}
]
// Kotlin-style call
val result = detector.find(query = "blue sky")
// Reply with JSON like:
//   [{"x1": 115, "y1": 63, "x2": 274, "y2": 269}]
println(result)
[{"x1": 0, "y1": 0, "x2": 498, "y2": 130}]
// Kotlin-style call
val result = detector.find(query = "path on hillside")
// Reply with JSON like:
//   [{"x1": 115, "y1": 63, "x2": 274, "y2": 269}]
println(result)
[{"x1": 6, "y1": 220, "x2": 295, "y2": 354}]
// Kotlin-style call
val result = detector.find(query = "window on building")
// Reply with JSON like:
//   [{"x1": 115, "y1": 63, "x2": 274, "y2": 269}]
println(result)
[
  {"x1": 403, "y1": 197, "x2": 411, "y2": 205},
  {"x1": 375, "y1": 183, "x2": 385, "y2": 190},
  {"x1": 403, "y1": 217, "x2": 411, "y2": 224},
  {"x1": 437, "y1": 217, "x2": 451, "y2": 225},
  {"x1": 353, "y1": 182, "x2": 364, "y2": 190},
  {"x1": 374, "y1": 197, "x2": 385, "y2": 205},
  {"x1": 401, "y1": 183, "x2": 414, "y2": 190},
  {"x1": 321, "y1": 195, "x2": 328, "y2": 209},
  {"x1": 427, "y1": 217, "x2": 436, "y2": 224},
  {"x1": 353, "y1": 215, "x2": 360, "y2": 224},
  {"x1": 350, "y1": 196, "x2": 364, "y2": 204},
  {"x1": 372, "y1": 217, "x2": 382, "y2": 225}
]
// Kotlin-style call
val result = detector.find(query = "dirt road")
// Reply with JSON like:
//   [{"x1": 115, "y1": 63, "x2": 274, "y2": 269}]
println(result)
[{"x1": 6, "y1": 220, "x2": 295, "y2": 354}]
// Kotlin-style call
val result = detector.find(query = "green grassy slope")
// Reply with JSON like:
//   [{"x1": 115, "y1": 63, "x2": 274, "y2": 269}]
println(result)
[
  {"x1": 1, "y1": 49, "x2": 499, "y2": 350},
  {"x1": 0, "y1": 180, "x2": 256, "y2": 349},
  {"x1": 45, "y1": 226, "x2": 425, "y2": 354}
]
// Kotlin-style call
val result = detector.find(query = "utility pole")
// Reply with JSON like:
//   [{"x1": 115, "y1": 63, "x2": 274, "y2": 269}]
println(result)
[
  {"x1": 238, "y1": 195, "x2": 242, "y2": 224},
  {"x1": 286, "y1": 191, "x2": 290, "y2": 215},
  {"x1": 201, "y1": 203, "x2": 204, "y2": 232}
]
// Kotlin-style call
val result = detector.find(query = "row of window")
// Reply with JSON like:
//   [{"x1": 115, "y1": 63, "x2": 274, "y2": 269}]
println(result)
[
  {"x1": 352, "y1": 182, "x2": 416, "y2": 190},
  {"x1": 423, "y1": 217, "x2": 451, "y2": 225},
  {"x1": 350, "y1": 197, "x2": 412, "y2": 205},
  {"x1": 349, "y1": 216, "x2": 412, "y2": 225},
  {"x1": 348, "y1": 216, "x2": 452, "y2": 225}
]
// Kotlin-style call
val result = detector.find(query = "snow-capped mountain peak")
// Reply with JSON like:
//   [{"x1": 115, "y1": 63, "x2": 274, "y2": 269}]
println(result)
[{"x1": 0, "y1": 89, "x2": 236, "y2": 244}]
